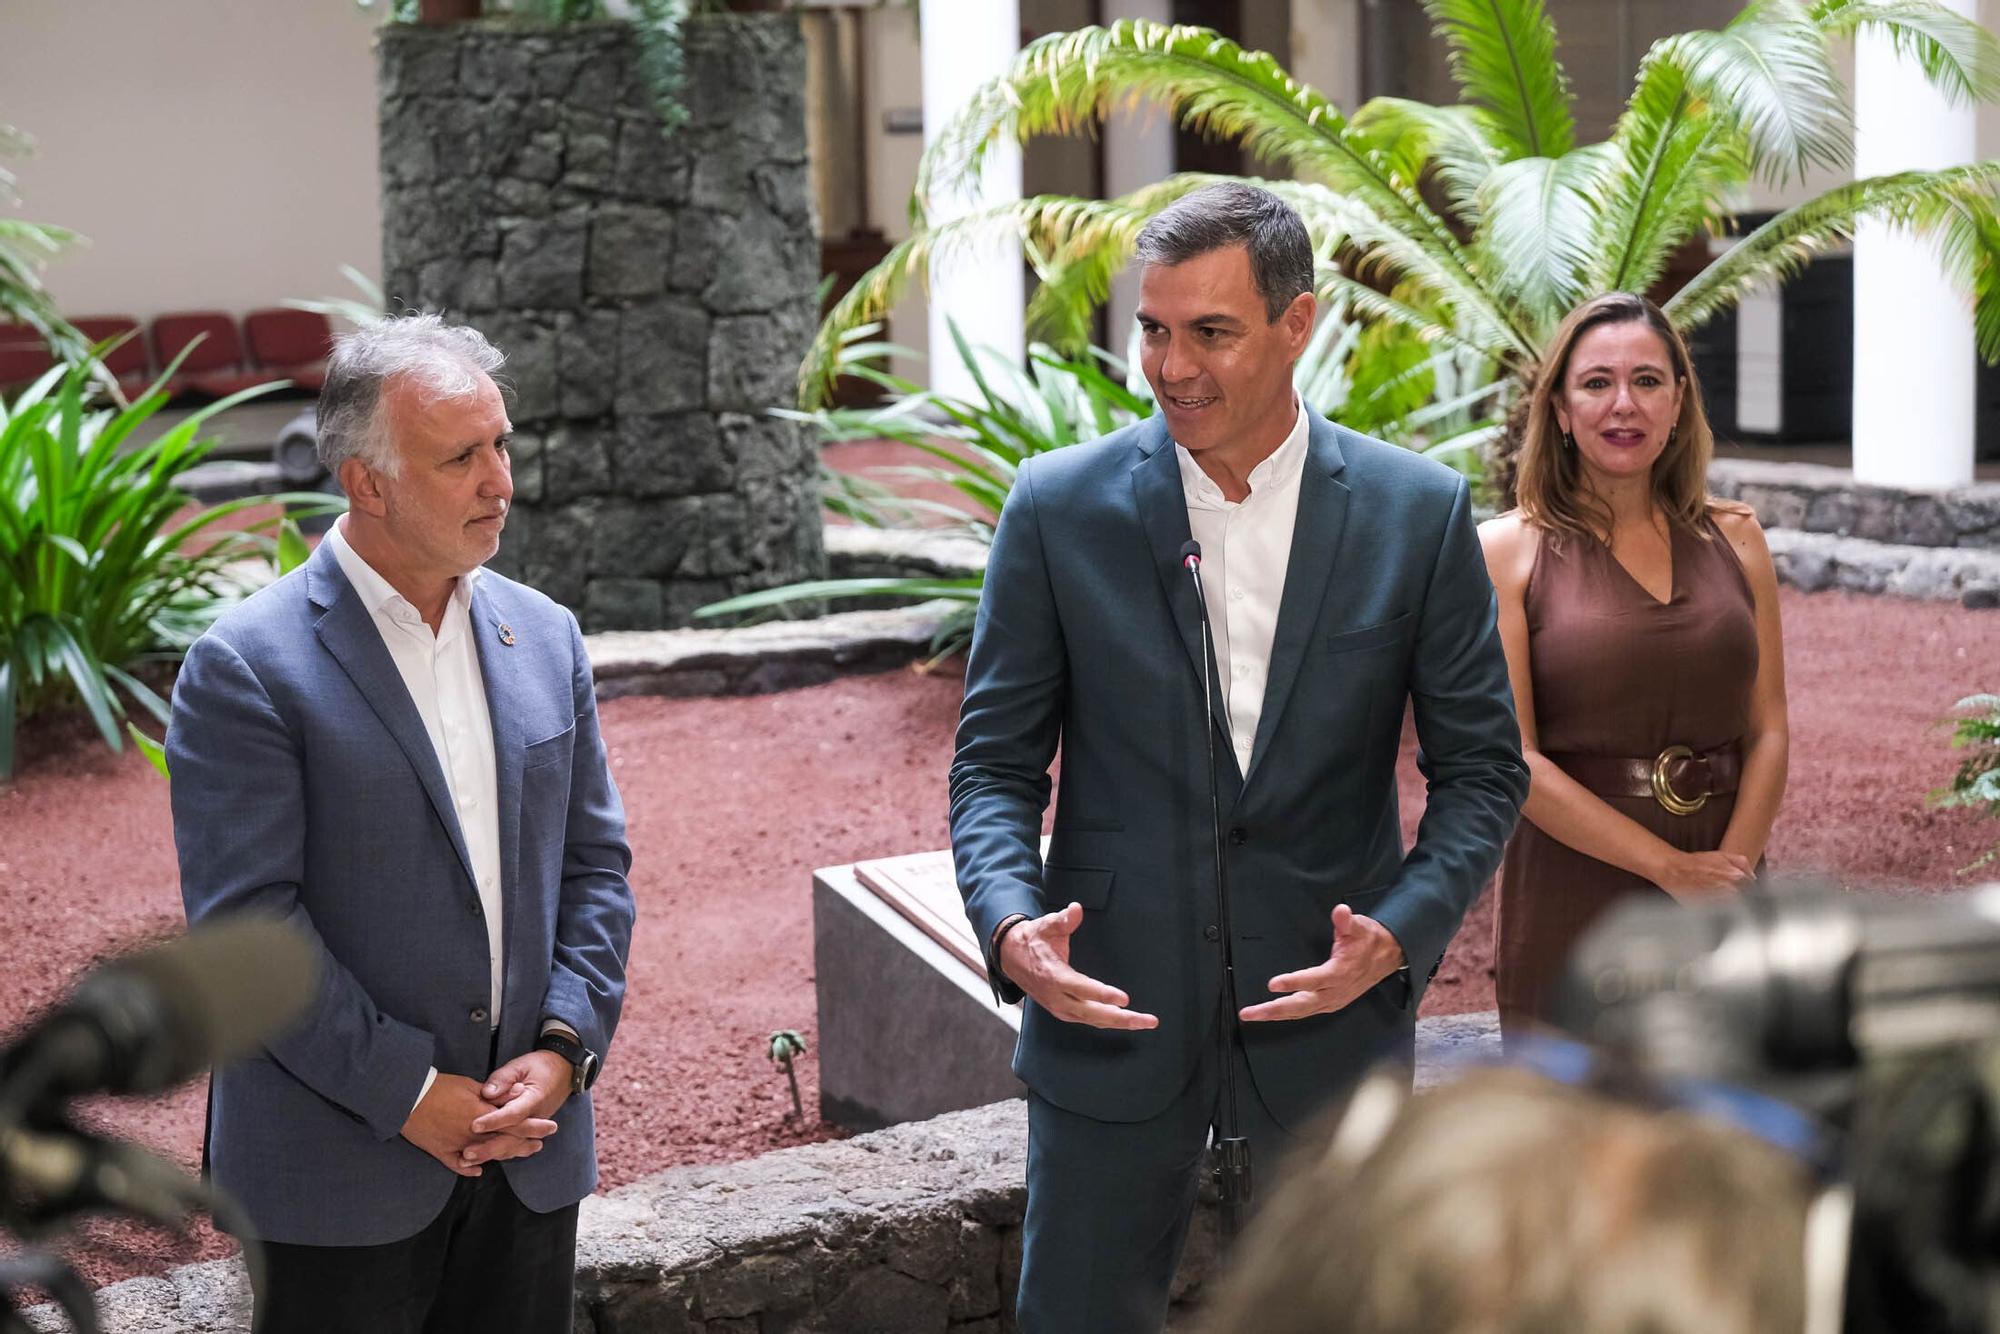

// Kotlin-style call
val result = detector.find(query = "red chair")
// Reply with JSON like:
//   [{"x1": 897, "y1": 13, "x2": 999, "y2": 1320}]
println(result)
[
  {"x1": 0, "y1": 323, "x2": 56, "y2": 394},
  {"x1": 244, "y1": 308, "x2": 334, "y2": 392},
  {"x1": 150, "y1": 311, "x2": 272, "y2": 399},
  {"x1": 72, "y1": 316, "x2": 152, "y2": 400}
]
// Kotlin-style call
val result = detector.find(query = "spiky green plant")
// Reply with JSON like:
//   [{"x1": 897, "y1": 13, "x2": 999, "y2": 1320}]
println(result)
[
  {"x1": 800, "y1": 0, "x2": 2000, "y2": 456},
  {"x1": 0, "y1": 123, "x2": 84, "y2": 362},
  {"x1": 0, "y1": 358, "x2": 338, "y2": 780},
  {"x1": 1934, "y1": 692, "x2": 2000, "y2": 871}
]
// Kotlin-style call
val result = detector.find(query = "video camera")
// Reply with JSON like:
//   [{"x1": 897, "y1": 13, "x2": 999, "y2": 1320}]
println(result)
[{"x1": 1557, "y1": 881, "x2": 2000, "y2": 1334}]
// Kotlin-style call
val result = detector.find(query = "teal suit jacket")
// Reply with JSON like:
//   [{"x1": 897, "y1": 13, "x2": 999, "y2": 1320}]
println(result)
[{"x1": 948, "y1": 408, "x2": 1527, "y2": 1128}]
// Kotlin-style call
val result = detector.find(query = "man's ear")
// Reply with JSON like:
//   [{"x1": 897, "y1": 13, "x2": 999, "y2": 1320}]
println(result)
[
  {"x1": 1282, "y1": 289, "x2": 1316, "y2": 357},
  {"x1": 340, "y1": 457, "x2": 388, "y2": 518}
]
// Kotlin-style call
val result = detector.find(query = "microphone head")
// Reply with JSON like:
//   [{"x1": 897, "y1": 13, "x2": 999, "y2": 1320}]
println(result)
[
  {"x1": 23, "y1": 919, "x2": 320, "y2": 1101},
  {"x1": 1180, "y1": 538, "x2": 1202, "y2": 570}
]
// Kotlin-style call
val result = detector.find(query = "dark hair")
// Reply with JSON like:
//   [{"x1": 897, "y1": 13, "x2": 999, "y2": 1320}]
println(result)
[{"x1": 1132, "y1": 183, "x2": 1314, "y2": 322}]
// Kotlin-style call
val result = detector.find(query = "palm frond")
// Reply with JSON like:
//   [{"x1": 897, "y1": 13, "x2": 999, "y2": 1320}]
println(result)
[
  {"x1": 1350, "y1": 97, "x2": 1507, "y2": 222},
  {"x1": 908, "y1": 20, "x2": 1524, "y2": 346},
  {"x1": 798, "y1": 193, "x2": 1158, "y2": 407},
  {"x1": 1596, "y1": 38, "x2": 1752, "y2": 293},
  {"x1": 1656, "y1": 4, "x2": 1852, "y2": 184},
  {"x1": 1665, "y1": 160, "x2": 2000, "y2": 361},
  {"x1": 1421, "y1": 0, "x2": 1575, "y2": 160},
  {"x1": 1810, "y1": 0, "x2": 2000, "y2": 106},
  {"x1": 1473, "y1": 144, "x2": 1618, "y2": 333}
]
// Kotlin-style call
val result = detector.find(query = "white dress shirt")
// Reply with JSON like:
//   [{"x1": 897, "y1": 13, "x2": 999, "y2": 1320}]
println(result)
[
  {"x1": 1175, "y1": 399, "x2": 1310, "y2": 776},
  {"x1": 327, "y1": 523, "x2": 504, "y2": 1114}
]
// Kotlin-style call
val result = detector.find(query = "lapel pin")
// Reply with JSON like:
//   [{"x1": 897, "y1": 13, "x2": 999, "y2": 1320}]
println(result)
[{"x1": 497, "y1": 622, "x2": 516, "y2": 647}]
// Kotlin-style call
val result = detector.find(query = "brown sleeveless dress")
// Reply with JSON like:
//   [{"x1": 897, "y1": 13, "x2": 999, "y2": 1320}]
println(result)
[{"x1": 1495, "y1": 513, "x2": 1759, "y2": 1032}]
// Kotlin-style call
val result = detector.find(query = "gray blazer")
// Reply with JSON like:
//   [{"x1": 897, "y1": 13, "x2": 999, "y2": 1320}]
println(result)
[
  {"x1": 949, "y1": 409, "x2": 1527, "y2": 1129},
  {"x1": 168, "y1": 538, "x2": 635, "y2": 1247}
]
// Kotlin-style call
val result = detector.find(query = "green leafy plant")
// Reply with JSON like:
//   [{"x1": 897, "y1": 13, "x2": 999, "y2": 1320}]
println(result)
[
  {"x1": 801, "y1": 1, "x2": 2000, "y2": 494},
  {"x1": 0, "y1": 356, "x2": 337, "y2": 780},
  {"x1": 1, "y1": 123, "x2": 84, "y2": 362},
  {"x1": 1933, "y1": 692, "x2": 2000, "y2": 870},
  {"x1": 703, "y1": 299, "x2": 1506, "y2": 658},
  {"x1": 767, "y1": 1028, "x2": 806, "y2": 1119}
]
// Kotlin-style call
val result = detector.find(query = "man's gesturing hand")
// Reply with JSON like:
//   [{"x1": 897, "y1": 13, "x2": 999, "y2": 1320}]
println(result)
[
  {"x1": 1240, "y1": 904, "x2": 1405, "y2": 1022},
  {"x1": 998, "y1": 902, "x2": 1159, "y2": 1030},
  {"x1": 402, "y1": 1073, "x2": 556, "y2": 1176}
]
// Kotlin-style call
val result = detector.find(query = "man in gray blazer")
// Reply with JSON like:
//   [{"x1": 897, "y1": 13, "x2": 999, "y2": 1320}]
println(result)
[
  {"x1": 950, "y1": 184, "x2": 1527, "y2": 1331},
  {"x1": 169, "y1": 314, "x2": 635, "y2": 1333}
]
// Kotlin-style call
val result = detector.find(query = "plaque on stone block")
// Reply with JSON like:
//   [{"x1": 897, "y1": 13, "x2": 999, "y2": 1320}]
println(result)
[{"x1": 850, "y1": 837, "x2": 1052, "y2": 983}]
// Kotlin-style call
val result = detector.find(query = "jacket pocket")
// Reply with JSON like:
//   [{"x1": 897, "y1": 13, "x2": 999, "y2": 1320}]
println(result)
[
  {"x1": 522, "y1": 723, "x2": 576, "y2": 771},
  {"x1": 1323, "y1": 613, "x2": 1413, "y2": 655},
  {"x1": 1043, "y1": 864, "x2": 1115, "y2": 911}
]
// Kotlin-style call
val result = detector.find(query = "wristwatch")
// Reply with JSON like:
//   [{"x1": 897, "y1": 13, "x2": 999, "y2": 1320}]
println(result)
[{"x1": 534, "y1": 1031, "x2": 601, "y2": 1096}]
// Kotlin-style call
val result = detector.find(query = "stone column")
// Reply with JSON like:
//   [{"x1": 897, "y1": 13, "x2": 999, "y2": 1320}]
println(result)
[
  {"x1": 1102, "y1": 0, "x2": 1176, "y2": 354},
  {"x1": 1851, "y1": 0, "x2": 1978, "y2": 490},
  {"x1": 378, "y1": 16, "x2": 826, "y2": 630},
  {"x1": 918, "y1": 0, "x2": 1023, "y2": 400}
]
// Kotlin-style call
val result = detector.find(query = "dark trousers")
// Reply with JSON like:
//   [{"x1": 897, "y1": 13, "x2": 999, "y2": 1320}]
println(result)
[
  {"x1": 1015, "y1": 1020, "x2": 1301, "y2": 1334},
  {"x1": 253, "y1": 1170, "x2": 579, "y2": 1334}
]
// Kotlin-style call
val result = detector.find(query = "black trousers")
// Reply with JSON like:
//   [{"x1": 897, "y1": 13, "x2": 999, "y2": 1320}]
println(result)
[{"x1": 253, "y1": 1170, "x2": 579, "y2": 1334}]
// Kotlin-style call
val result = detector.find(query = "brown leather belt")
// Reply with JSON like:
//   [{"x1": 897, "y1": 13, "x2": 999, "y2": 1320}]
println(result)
[{"x1": 1548, "y1": 744, "x2": 1742, "y2": 816}]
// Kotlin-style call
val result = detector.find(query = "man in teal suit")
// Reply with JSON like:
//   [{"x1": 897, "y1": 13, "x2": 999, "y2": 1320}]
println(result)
[
  {"x1": 949, "y1": 184, "x2": 1527, "y2": 1331},
  {"x1": 170, "y1": 315, "x2": 634, "y2": 1332}
]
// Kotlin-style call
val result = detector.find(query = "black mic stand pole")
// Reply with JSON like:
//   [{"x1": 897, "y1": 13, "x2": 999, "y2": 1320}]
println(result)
[{"x1": 1181, "y1": 539, "x2": 1252, "y2": 1240}]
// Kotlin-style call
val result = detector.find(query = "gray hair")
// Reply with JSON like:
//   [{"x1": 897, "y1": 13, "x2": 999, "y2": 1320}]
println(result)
[
  {"x1": 316, "y1": 313, "x2": 507, "y2": 478},
  {"x1": 1132, "y1": 183, "x2": 1315, "y2": 322}
]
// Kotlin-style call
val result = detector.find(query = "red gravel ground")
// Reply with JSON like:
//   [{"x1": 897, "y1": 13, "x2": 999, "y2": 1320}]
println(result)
[{"x1": 2, "y1": 586, "x2": 1997, "y2": 1287}]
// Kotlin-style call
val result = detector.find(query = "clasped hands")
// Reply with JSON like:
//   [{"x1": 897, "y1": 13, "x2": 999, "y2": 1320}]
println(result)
[
  {"x1": 997, "y1": 900, "x2": 1405, "y2": 1030},
  {"x1": 400, "y1": 1049, "x2": 574, "y2": 1177}
]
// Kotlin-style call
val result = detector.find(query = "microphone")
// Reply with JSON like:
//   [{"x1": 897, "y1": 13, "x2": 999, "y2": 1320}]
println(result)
[
  {"x1": 0, "y1": 918, "x2": 318, "y2": 1115},
  {"x1": 1179, "y1": 535, "x2": 1254, "y2": 1235}
]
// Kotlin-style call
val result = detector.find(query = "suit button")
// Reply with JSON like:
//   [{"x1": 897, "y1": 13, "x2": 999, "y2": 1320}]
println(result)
[
  {"x1": 1204, "y1": 925, "x2": 1221, "y2": 942},
  {"x1": 470, "y1": 902, "x2": 483, "y2": 916},
  {"x1": 469, "y1": 1007, "x2": 488, "y2": 1024},
  {"x1": 1228, "y1": 826, "x2": 1247, "y2": 846}
]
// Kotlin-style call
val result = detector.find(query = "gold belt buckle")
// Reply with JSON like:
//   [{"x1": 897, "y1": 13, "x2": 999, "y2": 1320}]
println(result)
[{"x1": 1651, "y1": 744, "x2": 1706, "y2": 816}]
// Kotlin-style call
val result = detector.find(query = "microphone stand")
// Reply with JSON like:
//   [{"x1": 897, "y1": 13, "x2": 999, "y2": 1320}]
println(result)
[{"x1": 1181, "y1": 540, "x2": 1252, "y2": 1240}]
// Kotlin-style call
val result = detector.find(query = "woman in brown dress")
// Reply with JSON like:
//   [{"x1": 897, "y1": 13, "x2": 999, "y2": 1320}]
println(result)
[{"x1": 1479, "y1": 293, "x2": 1789, "y2": 1034}]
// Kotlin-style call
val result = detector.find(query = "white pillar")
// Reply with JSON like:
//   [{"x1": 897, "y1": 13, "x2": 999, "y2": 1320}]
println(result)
[
  {"x1": 919, "y1": 0, "x2": 1023, "y2": 401},
  {"x1": 1851, "y1": 0, "x2": 1978, "y2": 489},
  {"x1": 1102, "y1": 0, "x2": 1177, "y2": 359}
]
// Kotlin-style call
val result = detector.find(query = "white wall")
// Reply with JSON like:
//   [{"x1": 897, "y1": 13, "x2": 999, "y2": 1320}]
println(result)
[{"x1": 0, "y1": 0, "x2": 383, "y2": 324}]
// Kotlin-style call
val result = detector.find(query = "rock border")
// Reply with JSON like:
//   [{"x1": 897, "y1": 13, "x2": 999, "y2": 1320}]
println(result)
[{"x1": 32, "y1": 1015, "x2": 1500, "y2": 1333}]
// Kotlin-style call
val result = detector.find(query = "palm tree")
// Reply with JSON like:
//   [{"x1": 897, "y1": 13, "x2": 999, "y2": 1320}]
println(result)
[{"x1": 799, "y1": 0, "x2": 2000, "y2": 474}]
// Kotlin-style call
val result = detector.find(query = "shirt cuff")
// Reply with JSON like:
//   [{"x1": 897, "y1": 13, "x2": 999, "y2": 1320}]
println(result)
[
  {"x1": 410, "y1": 1065, "x2": 438, "y2": 1119},
  {"x1": 540, "y1": 1018, "x2": 581, "y2": 1043}
]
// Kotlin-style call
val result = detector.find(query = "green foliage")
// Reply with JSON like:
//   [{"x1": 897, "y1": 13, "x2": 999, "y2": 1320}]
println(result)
[
  {"x1": 284, "y1": 264, "x2": 388, "y2": 331},
  {"x1": 0, "y1": 124, "x2": 85, "y2": 363},
  {"x1": 806, "y1": 2, "x2": 2000, "y2": 426},
  {"x1": 1933, "y1": 693, "x2": 2000, "y2": 870},
  {"x1": 0, "y1": 358, "x2": 338, "y2": 780},
  {"x1": 709, "y1": 303, "x2": 1504, "y2": 659}
]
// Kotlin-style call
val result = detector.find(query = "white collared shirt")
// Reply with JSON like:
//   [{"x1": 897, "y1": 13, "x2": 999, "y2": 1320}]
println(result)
[
  {"x1": 1174, "y1": 399, "x2": 1310, "y2": 776},
  {"x1": 326, "y1": 520, "x2": 505, "y2": 1027}
]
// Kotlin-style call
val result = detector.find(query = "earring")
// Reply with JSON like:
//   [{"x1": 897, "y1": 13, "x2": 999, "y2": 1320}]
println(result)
[
  {"x1": 1667, "y1": 425, "x2": 1678, "y2": 447},
  {"x1": 1561, "y1": 430, "x2": 1575, "y2": 450}
]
